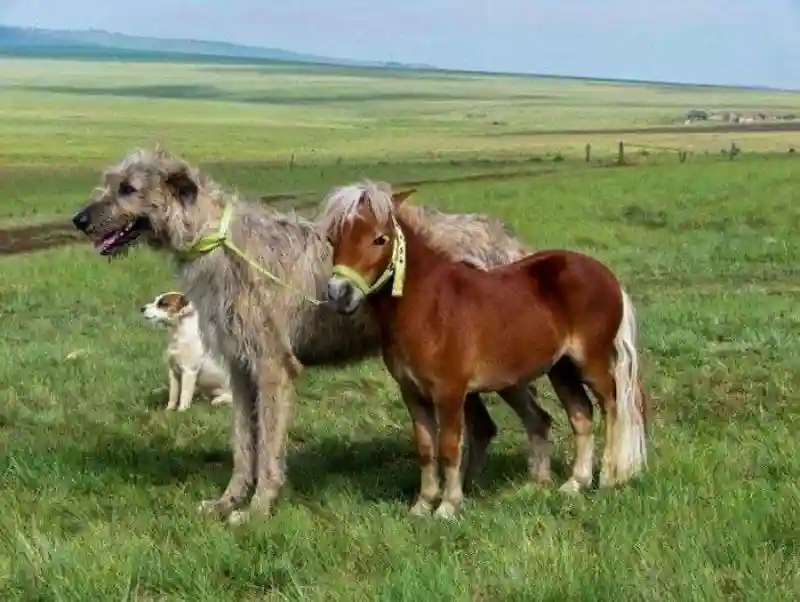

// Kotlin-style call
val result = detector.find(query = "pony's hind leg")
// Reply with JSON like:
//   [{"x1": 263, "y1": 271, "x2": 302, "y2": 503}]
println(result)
[
  {"x1": 580, "y1": 357, "x2": 618, "y2": 489},
  {"x1": 400, "y1": 385, "x2": 440, "y2": 517},
  {"x1": 585, "y1": 290, "x2": 647, "y2": 488},
  {"x1": 497, "y1": 384, "x2": 553, "y2": 484},
  {"x1": 547, "y1": 358, "x2": 595, "y2": 494},
  {"x1": 583, "y1": 359, "x2": 647, "y2": 489},
  {"x1": 462, "y1": 393, "x2": 498, "y2": 487}
]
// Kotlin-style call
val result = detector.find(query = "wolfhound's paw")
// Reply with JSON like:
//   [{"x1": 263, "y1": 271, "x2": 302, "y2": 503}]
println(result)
[
  {"x1": 530, "y1": 472, "x2": 554, "y2": 487},
  {"x1": 518, "y1": 480, "x2": 550, "y2": 495},
  {"x1": 408, "y1": 498, "x2": 434, "y2": 518},
  {"x1": 177, "y1": 405, "x2": 191, "y2": 412},
  {"x1": 433, "y1": 502, "x2": 458, "y2": 520},
  {"x1": 211, "y1": 395, "x2": 232, "y2": 406},
  {"x1": 227, "y1": 510, "x2": 251, "y2": 527},
  {"x1": 197, "y1": 498, "x2": 235, "y2": 519}
]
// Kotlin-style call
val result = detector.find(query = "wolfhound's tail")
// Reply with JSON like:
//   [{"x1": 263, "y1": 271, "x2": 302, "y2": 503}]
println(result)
[{"x1": 603, "y1": 288, "x2": 647, "y2": 487}]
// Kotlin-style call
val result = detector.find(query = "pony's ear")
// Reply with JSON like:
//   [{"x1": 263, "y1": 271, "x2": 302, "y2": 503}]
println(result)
[{"x1": 392, "y1": 188, "x2": 416, "y2": 206}]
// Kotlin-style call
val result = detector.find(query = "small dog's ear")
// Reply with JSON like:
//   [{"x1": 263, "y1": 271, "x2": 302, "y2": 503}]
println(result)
[
  {"x1": 164, "y1": 165, "x2": 199, "y2": 206},
  {"x1": 176, "y1": 296, "x2": 195, "y2": 318}
]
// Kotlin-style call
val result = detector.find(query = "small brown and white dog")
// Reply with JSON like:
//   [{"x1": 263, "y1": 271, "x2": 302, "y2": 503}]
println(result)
[{"x1": 141, "y1": 291, "x2": 232, "y2": 411}]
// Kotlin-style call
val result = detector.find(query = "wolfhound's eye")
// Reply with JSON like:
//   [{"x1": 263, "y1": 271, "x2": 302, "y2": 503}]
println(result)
[
  {"x1": 118, "y1": 181, "x2": 136, "y2": 196},
  {"x1": 373, "y1": 235, "x2": 388, "y2": 247}
]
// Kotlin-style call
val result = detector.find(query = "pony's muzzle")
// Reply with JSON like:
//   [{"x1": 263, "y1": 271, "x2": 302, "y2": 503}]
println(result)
[{"x1": 326, "y1": 277, "x2": 363, "y2": 315}]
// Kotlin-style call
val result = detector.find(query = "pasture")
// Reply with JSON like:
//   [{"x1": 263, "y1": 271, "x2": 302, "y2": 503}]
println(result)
[{"x1": 0, "y1": 58, "x2": 798, "y2": 600}]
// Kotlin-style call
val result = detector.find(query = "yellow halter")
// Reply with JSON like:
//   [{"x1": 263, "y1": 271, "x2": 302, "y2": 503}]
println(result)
[{"x1": 177, "y1": 203, "x2": 325, "y2": 306}]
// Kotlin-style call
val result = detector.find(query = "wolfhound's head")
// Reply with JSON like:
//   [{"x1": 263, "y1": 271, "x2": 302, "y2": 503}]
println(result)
[{"x1": 71, "y1": 146, "x2": 210, "y2": 257}]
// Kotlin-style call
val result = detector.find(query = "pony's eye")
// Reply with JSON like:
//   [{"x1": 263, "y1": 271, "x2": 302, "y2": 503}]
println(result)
[
  {"x1": 118, "y1": 182, "x2": 136, "y2": 196},
  {"x1": 373, "y1": 235, "x2": 388, "y2": 246}
]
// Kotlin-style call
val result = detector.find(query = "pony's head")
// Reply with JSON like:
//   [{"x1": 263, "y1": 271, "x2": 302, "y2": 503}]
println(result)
[{"x1": 317, "y1": 180, "x2": 415, "y2": 314}]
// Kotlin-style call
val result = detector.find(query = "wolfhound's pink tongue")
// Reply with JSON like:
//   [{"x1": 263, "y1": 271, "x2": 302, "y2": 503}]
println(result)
[{"x1": 96, "y1": 230, "x2": 123, "y2": 251}]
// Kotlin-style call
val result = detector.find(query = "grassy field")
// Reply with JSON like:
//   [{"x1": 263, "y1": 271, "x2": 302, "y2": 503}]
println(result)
[{"x1": 0, "y1": 58, "x2": 799, "y2": 600}]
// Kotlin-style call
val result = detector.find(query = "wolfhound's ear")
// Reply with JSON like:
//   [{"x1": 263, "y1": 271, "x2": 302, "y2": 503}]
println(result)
[
  {"x1": 392, "y1": 188, "x2": 416, "y2": 206},
  {"x1": 164, "y1": 165, "x2": 199, "y2": 206}
]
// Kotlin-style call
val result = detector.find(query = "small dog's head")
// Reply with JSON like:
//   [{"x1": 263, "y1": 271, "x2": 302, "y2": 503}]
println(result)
[
  {"x1": 141, "y1": 291, "x2": 195, "y2": 328},
  {"x1": 71, "y1": 145, "x2": 205, "y2": 258}
]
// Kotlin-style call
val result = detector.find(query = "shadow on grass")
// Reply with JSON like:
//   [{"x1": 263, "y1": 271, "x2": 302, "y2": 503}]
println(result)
[
  {"x1": 72, "y1": 425, "x2": 570, "y2": 504},
  {"x1": 74, "y1": 430, "x2": 233, "y2": 489}
]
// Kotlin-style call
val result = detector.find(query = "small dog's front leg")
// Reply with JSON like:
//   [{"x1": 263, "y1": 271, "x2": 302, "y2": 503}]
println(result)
[
  {"x1": 177, "y1": 370, "x2": 198, "y2": 411},
  {"x1": 167, "y1": 367, "x2": 181, "y2": 410}
]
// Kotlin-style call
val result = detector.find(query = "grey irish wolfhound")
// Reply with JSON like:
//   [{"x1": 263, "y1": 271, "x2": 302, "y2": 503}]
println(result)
[{"x1": 72, "y1": 146, "x2": 554, "y2": 525}]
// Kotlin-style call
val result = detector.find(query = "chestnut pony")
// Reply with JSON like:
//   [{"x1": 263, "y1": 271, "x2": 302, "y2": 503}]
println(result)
[{"x1": 319, "y1": 182, "x2": 648, "y2": 519}]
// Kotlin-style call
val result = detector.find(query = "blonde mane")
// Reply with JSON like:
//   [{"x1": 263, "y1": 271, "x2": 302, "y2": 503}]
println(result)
[{"x1": 317, "y1": 179, "x2": 432, "y2": 244}]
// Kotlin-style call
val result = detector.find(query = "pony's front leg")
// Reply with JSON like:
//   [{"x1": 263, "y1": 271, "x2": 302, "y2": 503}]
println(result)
[
  {"x1": 400, "y1": 385, "x2": 440, "y2": 517},
  {"x1": 433, "y1": 390, "x2": 467, "y2": 520}
]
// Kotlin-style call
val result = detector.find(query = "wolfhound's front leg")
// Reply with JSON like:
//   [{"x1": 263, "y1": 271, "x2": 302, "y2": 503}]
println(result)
[
  {"x1": 228, "y1": 352, "x2": 298, "y2": 526},
  {"x1": 198, "y1": 364, "x2": 256, "y2": 519}
]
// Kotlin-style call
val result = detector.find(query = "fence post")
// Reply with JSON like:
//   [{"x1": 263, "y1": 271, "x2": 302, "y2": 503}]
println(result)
[
  {"x1": 289, "y1": 154, "x2": 295, "y2": 171},
  {"x1": 617, "y1": 141, "x2": 625, "y2": 165},
  {"x1": 585, "y1": 143, "x2": 592, "y2": 163}
]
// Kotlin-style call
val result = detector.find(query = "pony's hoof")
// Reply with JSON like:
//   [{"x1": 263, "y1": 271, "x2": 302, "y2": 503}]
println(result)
[
  {"x1": 558, "y1": 478, "x2": 586, "y2": 495},
  {"x1": 433, "y1": 502, "x2": 458, "y2": 520},
  {"x1": 227, "y1": 510, "x2": 251, "y2": 527},
  {"x1": 408, "y1": 499, "x2": 433, "y2": 517},
  {"x1": 198, "y1": 498, "x2": 234, "y2": 519}
]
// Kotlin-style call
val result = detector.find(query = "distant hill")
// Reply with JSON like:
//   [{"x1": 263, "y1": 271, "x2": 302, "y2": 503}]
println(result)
[
  {"x1": 0, "y1": 25, "x2": 436, "y2": 70},
  {"x1": 0, "y1": 25, "x2": 785, "y2": 91}
]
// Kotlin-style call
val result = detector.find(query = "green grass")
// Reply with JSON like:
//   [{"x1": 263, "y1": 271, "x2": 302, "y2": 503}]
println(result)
[
  {"x1": 2, "y1": 57, "x2": 800, "y2": 170},
  {"x1": 0, "y1": 58, "x2": 798, "y2": 600}
]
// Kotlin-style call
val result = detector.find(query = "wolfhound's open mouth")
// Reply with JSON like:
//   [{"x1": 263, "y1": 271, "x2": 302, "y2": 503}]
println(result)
[{"x1": 95, "y1": 216, "x2": 151, "y2": 256}]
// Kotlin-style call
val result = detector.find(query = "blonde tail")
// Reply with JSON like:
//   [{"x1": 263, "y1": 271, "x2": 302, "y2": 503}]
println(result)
[{"x1": 602, "y1": 288, "x2": 647, "y2": 487}]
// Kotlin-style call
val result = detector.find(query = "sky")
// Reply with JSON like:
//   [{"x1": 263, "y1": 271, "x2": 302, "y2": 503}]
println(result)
[{"x1": 2, "y1": 0, "x2": 799, "y2": 89}]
